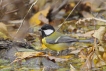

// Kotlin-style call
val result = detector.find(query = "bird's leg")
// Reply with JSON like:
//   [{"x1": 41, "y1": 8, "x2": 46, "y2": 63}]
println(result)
[
  {"x1": 65, "y1": 49, "x2": 70, "y2": 55},
  {"x1": 57, "y1": 51, "x2": 60, "y2": 56},
  {"x1": 59, "y1": 49, "x2": 70, "y2": 55},
  {"x1": 57, "y1": 51, "x2": 63, "y2": 56}
]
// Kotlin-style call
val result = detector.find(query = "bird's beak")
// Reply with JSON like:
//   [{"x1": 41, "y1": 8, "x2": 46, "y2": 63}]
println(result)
[
  {"x1": 38, "y1": 29, "x2": 42, "y2": 31},
  {"x1": 38, "y1": 29, "x2": 42, "y2": 36}
]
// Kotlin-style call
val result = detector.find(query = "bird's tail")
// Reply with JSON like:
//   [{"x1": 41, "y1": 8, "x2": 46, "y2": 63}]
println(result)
[{"x1": 78, "y1": 39, "x2": 94, "y2": 43}]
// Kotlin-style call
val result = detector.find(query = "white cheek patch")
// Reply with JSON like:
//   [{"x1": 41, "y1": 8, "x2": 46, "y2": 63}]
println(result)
[{"x1": 44, "y1": 29, "x2": 54, "y2": 35}]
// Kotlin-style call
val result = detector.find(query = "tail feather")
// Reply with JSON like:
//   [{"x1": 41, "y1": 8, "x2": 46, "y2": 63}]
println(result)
[{"x1": 78, "y1": 39, "x2": 94, "y2": 43}]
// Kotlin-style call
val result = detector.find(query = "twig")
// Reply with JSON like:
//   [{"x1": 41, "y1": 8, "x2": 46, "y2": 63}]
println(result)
[
  {"x1": 5, "y1": 9, "x2": 18, "y2": 14},
  {"x1": 76, "y1": 18, "x2": 106, "y2": 25},
  {"x1": 93, "y1": 19, "x2": 106, "y2": 62},
  {"x1": 57, "y1": 0, "x2": 82, "y2": 31},
  {"x1": 14, "y1": 0, "x2": 39, "y2": 39},
  {"x1": 94, "y1": 18, "x2": 106, "y2": 22},
  {"x1": 8, "y1": 20, "x2": 23, "y2": 24}
]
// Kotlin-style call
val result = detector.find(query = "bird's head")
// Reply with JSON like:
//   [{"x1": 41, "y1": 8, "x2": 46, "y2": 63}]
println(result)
[{"x1": 39, "y1": 24, "x2": 55, "y2": 38}]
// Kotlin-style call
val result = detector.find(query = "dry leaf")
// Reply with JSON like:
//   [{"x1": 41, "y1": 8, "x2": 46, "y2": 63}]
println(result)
[
  {"x1": 29, "y1": 6, "x2": 50, "y2": 26},
  {"x1": 82, "y1": 30, "x2": 95, "y2": 38},
  {"x1": 93, "y1": 27, "x2": 106, "y2": 41},
  {"x1": 103, "y1": 52, "x2": 106, "y2": 61},
  {"x1": 79, "y1": 48, "x2": 87, "y2": 61},
  {"x1": 39, "y1": 13, "x2": 49, "y2": 24},
  {"x1": 76, "y1": 30, "x2": 95, "y2": 38},
  {"x1": 45, "y1": 55, "x2": 68, "y2": 62},
  {"x1": 15, "y1": 51, "x2": 44, "y2": 58},
  {"x1": 13, "y1": 52, "x2": 68, "y2": 64},
  {"x1": 93, "y1": 53, "x2": 106, "y2": 67},
  {"x1": 81, "y1": 11, "x2": 94, "y2": 18},
  {"x1": 81, "y1": 51, "x2": 94, "y2": 70},
  {"x1": 12, "y1": 51, "x2": 44, "y2": 63},
  {"x1": 70, "y1": 64, "x2": 77, "y2": 71},
  {"x1": 0, "y1": 22, "x2": 9, "y2": 39},
  {"x1": 93, "y1": 27, "x2": 106, "y2": 47},
  {"x1": 70, "y1": 49, "x2": 82, "y2": 54}
]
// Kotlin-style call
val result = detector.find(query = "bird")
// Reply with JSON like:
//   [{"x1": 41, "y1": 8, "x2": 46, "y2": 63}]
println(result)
[{"x1": 39, "y1": 24, "x2": 80, "y2": 52}]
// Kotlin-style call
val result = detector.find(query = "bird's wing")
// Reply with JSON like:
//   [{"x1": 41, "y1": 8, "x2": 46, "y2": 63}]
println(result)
[
  {"x1": 55, "y1": 36, "x2": 78, "y2": 43},
  {"x1": 46, "y1": 36, "x2": 78, "y2": 44}
]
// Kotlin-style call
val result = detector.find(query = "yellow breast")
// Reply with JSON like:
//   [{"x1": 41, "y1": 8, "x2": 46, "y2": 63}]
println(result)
[{"x1": 42, "y1": 38, "x2": 69, "y2": 51}]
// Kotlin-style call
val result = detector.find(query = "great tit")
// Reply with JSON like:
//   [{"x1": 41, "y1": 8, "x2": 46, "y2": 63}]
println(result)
[{"x1": 39, "y1": 24, "x2": 79, "y2": 52}]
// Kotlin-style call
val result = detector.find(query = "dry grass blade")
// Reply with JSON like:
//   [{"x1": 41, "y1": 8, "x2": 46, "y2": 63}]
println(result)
[
  {"x1": 14, "y1": 0, "x2": 39, "y2": 39},
  {"x1": 57, "y1": 0, "x2": 82, "y2": 31},
  {"x1": 81, "y1": 51, "x2": 94, "y2": 71}
]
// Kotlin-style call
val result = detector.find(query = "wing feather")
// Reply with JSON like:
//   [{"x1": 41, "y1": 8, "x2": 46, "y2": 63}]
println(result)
[{"x1": 46, "y1": 36, "x2": 78, "y2": 44}]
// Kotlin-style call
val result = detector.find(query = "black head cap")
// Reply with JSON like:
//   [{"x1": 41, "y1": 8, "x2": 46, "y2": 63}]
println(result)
[{"x1": 40, "y1": 24, "x2": 55, "y2": 31}]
